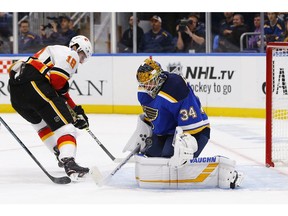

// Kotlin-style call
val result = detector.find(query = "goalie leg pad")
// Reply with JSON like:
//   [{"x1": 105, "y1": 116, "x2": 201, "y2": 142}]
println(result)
[
  {"x1": 135, "y1": 155, "x2": 219, "y2": 189},
  {"x1": 218, "y1": 156, "x2": 244, "y2": 189},
  {"x1": 135, "y1": 155, "x2": 244, "y2": 189},
  {"x1": 123, "y1": 114, "x2": 152, "y2": 153}
]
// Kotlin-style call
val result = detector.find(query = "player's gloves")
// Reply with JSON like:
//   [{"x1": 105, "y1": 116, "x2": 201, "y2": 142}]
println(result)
[{"x1": 72, "y1": 105, "x2": 89, "y2": 129}]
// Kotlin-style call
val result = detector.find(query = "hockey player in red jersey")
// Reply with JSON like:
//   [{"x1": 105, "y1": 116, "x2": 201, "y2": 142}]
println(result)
[{"x1": 8, "y1": 35, "x2": 92, "y2": 181}]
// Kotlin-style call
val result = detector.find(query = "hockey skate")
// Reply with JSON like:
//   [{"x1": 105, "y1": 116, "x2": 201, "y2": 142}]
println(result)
[
  {"x1": 62, "y1": 157, "x2": 90, "y2": 181},
  {"x1": 230, "y1": 170, "x2": 244, "y2": 189},
  {"x1": 53, "y1": 146, "x2": 64, "y2": 168}
]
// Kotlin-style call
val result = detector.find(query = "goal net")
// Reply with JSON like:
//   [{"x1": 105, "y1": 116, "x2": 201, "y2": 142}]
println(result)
[{"x1": 266, "y1": 42, "x2": 288, "y2": 167}]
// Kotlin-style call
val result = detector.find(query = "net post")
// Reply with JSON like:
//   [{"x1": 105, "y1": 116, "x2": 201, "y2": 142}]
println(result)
[{"x1": 266, "y1": 43, "x2": 273, "y2": 167}]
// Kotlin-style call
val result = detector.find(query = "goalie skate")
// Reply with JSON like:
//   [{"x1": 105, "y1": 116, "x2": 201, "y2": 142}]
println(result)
[{"x1": 62, "y1": 157, "x2": 90, "y2": 181}]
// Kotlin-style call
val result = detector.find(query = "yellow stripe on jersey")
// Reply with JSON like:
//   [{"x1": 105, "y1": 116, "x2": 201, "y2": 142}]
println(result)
[
  {"x1": 158, "y1": 91, "x2": 178, "y2": 103},
  {"x1": 50, "y1": 70, "x2": 69, "y2": 80},
  {"x1": 45, "y1": 61, "x2": 54, "y2": 68},
  {"x1": 30, "y1": 81, "x2": 68, "y2": 124},
  {"x1": 184, "y1": 124, "x2": 210, "y2": 135},
  {"x1": 181, "y1": 119, "x2": 210, "y2": 134},
  {"x1": 26, "y1": 58, "x2": 51, "y2": 80}
]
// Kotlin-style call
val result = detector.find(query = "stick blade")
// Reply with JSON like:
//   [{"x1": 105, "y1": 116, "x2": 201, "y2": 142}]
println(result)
[
  {"x1": 90, "y1": 166, "x2": 104, "y2": 186},
  {"x1": 51, "y1": 176, "x2": 71, "y2": 184}
]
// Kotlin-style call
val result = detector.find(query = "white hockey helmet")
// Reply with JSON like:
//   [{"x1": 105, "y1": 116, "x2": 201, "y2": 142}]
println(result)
[{"x1": 69, "y1": 35, "x2": 92, "y2": 63}]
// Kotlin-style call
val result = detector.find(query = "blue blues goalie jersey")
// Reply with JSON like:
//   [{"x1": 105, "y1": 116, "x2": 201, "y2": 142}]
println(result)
[{"x1": 138, "y1": 72, "x2": 210, "y2": 136}]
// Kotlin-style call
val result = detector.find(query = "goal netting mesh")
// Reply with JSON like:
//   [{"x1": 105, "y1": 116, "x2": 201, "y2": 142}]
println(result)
[{"x1": 266, "y1": 43, "x2": 288, "y2": 166}]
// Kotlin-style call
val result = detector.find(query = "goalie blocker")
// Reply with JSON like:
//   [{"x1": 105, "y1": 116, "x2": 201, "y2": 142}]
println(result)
[{"x1": 135, "y1": 155, "x2": 244, "y2": 189}]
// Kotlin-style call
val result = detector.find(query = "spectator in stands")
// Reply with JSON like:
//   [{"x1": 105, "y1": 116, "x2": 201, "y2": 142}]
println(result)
[
  {"x1": 217, "y1": 13, "x2": 249, "y2": 52},
  {"x1": 18, "y1": 20, "x2": 43, "y2": 53},
  {"x1": 118, "y1": 15, "x2": 144, "y2": 53},
  {"x1": 0, "y1": 38, "x2": 12, "y2": 54},
  {"x1": 248, "y1": 13, "x2": 261, "y2": 50},
  {"x1": 69, "y1": 18, "x2": 80, "y2": 35},
  {"x1": 214, "y1": 12, "x2": 234, "y2": 52},
  {"x1": 264, "y1": 12, "x2": 285, "y2": 44},
  {"x1": 139, "y1": 15, "x2": 174, "y2": 53},
  {"x1": 280, "y1": 16, "x2": 288, "y2": 42},
  {"x1": 0, "y1": 12, "x2": 12, "y2": 53},
  {"x1": 0, "y1": 39, "x2": 6, "y2": 54},
  {"x1": 40, "y1": 15, "x2": 77, "y2": 46},
  {"x1": 176, "y1": 13, "x2": 205, "y2": 53}
]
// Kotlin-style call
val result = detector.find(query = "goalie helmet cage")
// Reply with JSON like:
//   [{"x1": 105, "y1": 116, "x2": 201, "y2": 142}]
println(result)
[{"x1": 266, "y1": 42, "x2": 288, "y2": 167}]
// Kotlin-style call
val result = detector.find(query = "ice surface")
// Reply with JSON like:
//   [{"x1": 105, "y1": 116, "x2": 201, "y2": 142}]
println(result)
[{"x1": 1, "y1": 114, "x2": 288, "y2": 215}]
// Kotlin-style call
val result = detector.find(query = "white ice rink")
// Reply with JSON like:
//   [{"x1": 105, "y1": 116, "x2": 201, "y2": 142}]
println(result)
[{"x1": 1, "y1": 113, "x2": 288, "y2": 215}]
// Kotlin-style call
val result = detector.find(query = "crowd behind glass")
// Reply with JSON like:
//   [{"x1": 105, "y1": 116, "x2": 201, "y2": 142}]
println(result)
[{"x1": 0, "y1": 12, "x2": 287, "y2": 54}]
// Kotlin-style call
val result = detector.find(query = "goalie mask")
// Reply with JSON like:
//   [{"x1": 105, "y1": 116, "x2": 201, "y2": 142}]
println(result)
[{"x1": 137, "y1": 58, "x2": 166, "y2": 98}]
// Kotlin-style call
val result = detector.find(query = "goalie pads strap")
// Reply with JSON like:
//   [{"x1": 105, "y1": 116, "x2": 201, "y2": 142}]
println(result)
[
  {"x1": 123, "y1": 114, "x2": 152, "y2": 153},
  {"x1": 218, "y1": 156, "x2": 237, "y2": 189}
]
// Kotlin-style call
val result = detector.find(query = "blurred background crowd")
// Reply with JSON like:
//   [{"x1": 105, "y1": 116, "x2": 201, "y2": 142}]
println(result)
[{"x1": 0, "y1": 12, "x2": 287, "y2": 54}]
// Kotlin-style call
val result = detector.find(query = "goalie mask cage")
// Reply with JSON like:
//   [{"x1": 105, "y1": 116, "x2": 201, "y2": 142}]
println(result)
[{"x1": 266, "y1": 42, "x2": 288, "y2": 167}]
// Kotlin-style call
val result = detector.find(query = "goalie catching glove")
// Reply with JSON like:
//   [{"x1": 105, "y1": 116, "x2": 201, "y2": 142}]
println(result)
[
  {"x1": 169, "y1": 126, "x2": 198, "y2": 168},
  {"x1": 72, "y1": 105, "x2": 89, "y2": 130},
  {"x1": 123, "y1": 114, "x2": 152, "y2": 153}
]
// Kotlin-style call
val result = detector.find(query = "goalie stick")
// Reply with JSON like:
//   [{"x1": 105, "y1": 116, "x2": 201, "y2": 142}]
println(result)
[
  {"x1": 0, "y1": 116, "x2": 71, "y2": 184},
  {"x1": 91, "y1": 145, "x2": 140, "y2": 186}
]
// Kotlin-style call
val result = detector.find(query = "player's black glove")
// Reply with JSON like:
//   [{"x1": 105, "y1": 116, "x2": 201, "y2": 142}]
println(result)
[{"x1": 72, "y1": 105, "x2": 89, "y2": 129}]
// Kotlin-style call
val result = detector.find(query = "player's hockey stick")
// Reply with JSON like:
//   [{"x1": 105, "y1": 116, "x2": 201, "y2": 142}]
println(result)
[
  {"x1": 85, "y1": 128, "x2": 116, "y2": 161},
  {"x1": 91, "y1": 145, "x2": 140, "y2": 186},
  {"x1": 86, "y1": 128, "x2": 136, "y2": 163},
  {"x1": 66, "y1": 104, "x2": 122, "y2": 162},
  {"x1": 0, "y1": 116, "x2": 71, "y2": 184}
]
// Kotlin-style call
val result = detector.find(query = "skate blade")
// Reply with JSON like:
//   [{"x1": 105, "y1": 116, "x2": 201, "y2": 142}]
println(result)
[{"x1": 69, "y1": 172, "x2": 88, "y2": 182}]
